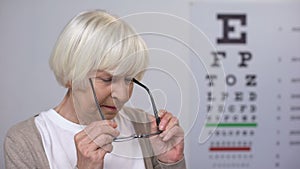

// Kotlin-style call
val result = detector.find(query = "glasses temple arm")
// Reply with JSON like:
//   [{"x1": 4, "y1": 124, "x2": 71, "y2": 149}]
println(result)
[
  {"x1": 89, "y1": 78, "x2": 106, "y2": 120},
  {"x1": 132, "y1": 78, "x2": 161, "y2": 127}
]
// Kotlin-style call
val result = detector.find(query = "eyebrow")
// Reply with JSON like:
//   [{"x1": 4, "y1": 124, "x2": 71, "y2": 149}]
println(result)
[
  {"x1": 95, "y1": 70, "x2": 112, "y2": 76},
  {"x1": 95, "y1": 69, "x2": 134, "y2": 79}
]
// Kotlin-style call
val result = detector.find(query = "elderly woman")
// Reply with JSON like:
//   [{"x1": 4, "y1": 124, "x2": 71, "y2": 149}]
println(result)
[{"x1": 4, "y1": 10, "x2": 186, "y2": 169}]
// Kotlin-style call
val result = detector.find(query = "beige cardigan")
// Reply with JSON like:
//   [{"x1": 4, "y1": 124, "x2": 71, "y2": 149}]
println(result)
[{"x1": 4, "y1": 107, "x2": 186, "y2": 169}]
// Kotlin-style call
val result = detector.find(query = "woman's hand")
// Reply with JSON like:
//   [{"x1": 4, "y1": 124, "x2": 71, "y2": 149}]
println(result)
[
  {"x1": 74, "y1": 120, "x2": 120, "y2": 169},
  {"x1": 150, "y1": 110, "x2": 184, "y2": 164}
]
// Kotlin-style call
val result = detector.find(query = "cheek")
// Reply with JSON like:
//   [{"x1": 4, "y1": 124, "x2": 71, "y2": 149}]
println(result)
[
  {"x1": 128, "y1": 84, "x2": 134, "y2": 99},
  {"x1": 95, "y1": 85, "x2": 112, "y2": 102},
  {"x1": 73, "y1": 88, "x2": 94, "y2": 109},
  {"x1": 73, "y1": 89, "x2": 102, "y2": 124}
]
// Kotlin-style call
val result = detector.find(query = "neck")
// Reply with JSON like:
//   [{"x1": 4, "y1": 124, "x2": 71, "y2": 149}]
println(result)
[{"x1": 54, "y1": 89, "x2": 79, "y2": 124}]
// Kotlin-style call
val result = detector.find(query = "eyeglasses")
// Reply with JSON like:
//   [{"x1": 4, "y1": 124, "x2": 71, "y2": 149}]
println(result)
[{"x1": 88, "y1": 78, "x2": 162, "y2": 142}]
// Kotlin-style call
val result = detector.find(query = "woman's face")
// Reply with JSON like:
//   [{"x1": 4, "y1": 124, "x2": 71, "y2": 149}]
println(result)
[
  {"x1": 92, "y1": 70, "x2": 134, "y2": 120},
  {"x1": 73, "y1": 70, "x2": 134, "y2": 123}
]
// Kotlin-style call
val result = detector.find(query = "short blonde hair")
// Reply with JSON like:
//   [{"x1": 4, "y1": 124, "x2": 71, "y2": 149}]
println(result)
[{"x1": 49, "y1": 10, "x2": 149, "y2": 88}]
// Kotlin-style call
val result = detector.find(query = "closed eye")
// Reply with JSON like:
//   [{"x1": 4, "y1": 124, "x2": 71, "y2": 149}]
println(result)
[{"x1": 95, "y1": 77, "x2": 112, "y2": 83}]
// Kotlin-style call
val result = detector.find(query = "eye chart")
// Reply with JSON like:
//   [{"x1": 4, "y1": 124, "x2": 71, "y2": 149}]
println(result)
[{"x1": 186, "y1": 1, "x2": 300, "y2": 169}]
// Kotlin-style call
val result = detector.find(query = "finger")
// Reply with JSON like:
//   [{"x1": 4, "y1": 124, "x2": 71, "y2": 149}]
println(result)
[
  {"x1": 166, "y1": 117, "x2": 179, "y2": 130},
  {"x1": 100, "y1": 143, "x2": 113, "y2": 153},
  {"x1": 158, "y1": 109, "x2": 168, "y2": 117},
  {"x1": 161, "y1": 125, "x2": 184, "y2": 142},
  {"x1": 94, "y1": 145, "x2": 111, "y2": 160},
  {"x1": 75, "y1": 130, "x2": 92, "y2": 146},
  {"x1": 85, "y1": 146, "x2": 107, "y2": 161},
  {"x1": 75, "y1": 135, "x2": 100, "y2": 159},
  {"x1": 77, "y1": 134, "x2": 114, "y2": 156},
  {"x1": 86, "y1": 120, "x2": 118, "y2": 132},
  {"x1": 74, "y1": 130, "x2": 86, "y2": 142},
  {"x1": 93, "y1": 134, "x2": 114, "y2": 148},
  {"x1": 159, "y1": 111, "x2": 173, "y2": 131},
  {"x1": 159, "y1": 117, "x2": 179, "y2": 138},
  {"x1": 86, "y1": 127, "x2": 119, "y2": 143},
  {"x1": 84, "y1": 121, "x2": 120, "y2": 140},
  {"x1": 85, "y1": 136, "x2": 114, "y2": 153}
]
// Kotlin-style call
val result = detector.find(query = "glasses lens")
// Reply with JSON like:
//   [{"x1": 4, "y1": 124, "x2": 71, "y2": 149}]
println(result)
[
  {"x1": 88, "y1": 77, "x2": 161, "y2": 143},
  {"x1": 111, "y1": 80, "x2": 162, "y2": 142},
  {"x1": 125, "y1": 81, "x2": 154, "y2": 115}
]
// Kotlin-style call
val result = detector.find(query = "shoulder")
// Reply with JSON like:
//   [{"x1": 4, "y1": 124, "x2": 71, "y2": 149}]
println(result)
[
  {"x1": 4, "y1": 115, "x2": 50, "y2": 168},
  {"x1": 5, "y1": 116, "x2": 39, "y2": 141},
  {"x1": 5, "y1": 116, "x2": 42, "y2": 154}
]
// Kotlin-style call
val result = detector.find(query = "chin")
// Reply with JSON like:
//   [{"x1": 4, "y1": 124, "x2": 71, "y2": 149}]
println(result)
[{"x1": 104, "y1": 112, "x2": 118, "y2": 120}]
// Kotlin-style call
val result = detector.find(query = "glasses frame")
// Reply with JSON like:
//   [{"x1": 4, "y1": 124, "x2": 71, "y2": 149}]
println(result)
[{"x1": 88, "y1": 78, "x2": 162, "y2": 142}]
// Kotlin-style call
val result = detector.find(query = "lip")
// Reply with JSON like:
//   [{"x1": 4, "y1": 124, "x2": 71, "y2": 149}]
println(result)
[{"x1": 101, "y1": 105, "x2": 117, "y2": 111}]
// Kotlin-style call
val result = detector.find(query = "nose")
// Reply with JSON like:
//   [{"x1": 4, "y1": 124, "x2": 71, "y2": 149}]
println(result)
[{"x1": 111, "y1": 79, "x2": 131, "y2": 103}]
